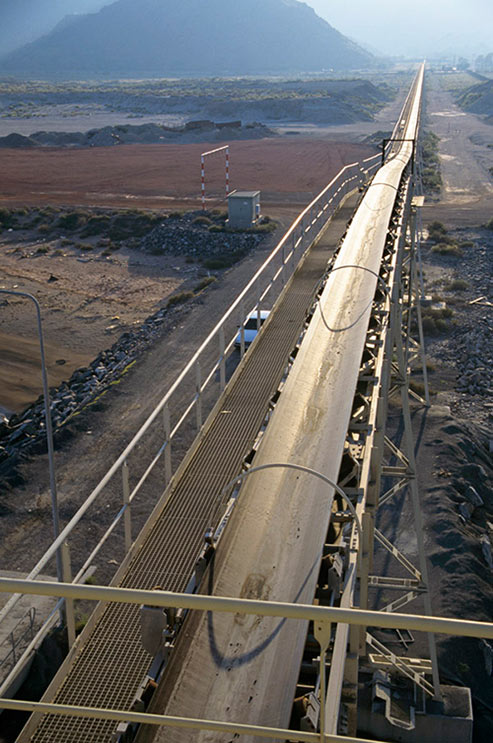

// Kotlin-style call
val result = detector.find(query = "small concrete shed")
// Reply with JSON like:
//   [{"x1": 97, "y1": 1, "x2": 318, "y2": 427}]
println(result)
[{"x1": 228, "y1": 191, "x2": 261, "y2": 229}]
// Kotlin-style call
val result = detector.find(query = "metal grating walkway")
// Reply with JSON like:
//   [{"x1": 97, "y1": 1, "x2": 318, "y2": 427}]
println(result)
[{"x1": 23, "y1": 201, "x2": 357, "y2": 743}]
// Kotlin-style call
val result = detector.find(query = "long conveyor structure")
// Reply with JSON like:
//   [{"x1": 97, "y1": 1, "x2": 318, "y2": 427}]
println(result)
[
  {"x1": 7, "y1": 64, "x2": 480, "y2": 743},
  {"x1": 18, "y1": 195, "x2": 360, "y2": 743}
]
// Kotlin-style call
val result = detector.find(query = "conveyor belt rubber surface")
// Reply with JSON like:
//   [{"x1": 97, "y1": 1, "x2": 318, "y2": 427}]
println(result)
[{"x1": 23, "y1": 200, "x2": 358, "y2": 743}]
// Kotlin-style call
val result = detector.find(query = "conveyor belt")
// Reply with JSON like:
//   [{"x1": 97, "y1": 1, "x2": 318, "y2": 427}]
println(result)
[{"x1": 23, "y1": 200, "x2": 358, "y2": 743}]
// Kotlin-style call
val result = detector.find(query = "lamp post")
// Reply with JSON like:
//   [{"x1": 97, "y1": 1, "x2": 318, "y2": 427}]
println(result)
[{"x1": 0, "y1": 289, "x2": 62, "y2": 582}]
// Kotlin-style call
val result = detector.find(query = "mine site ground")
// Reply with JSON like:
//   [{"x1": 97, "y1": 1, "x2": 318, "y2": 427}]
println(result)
[{"x1": 0, "y1": 70, "x2": 493, "y2": 741}]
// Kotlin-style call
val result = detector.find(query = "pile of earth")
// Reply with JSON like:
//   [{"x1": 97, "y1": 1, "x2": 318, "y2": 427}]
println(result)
[
  {"x1": 0, "y1": 120, "x2": 274, "y2": 149},
  {"x1": 457, "y1": 78, "x2": 493, "y2": 117}
]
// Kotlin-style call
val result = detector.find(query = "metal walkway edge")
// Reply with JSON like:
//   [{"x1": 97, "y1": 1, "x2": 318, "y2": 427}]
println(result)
[{"x1": 20, "y1": 198, "x2": 359, "y2": 743}]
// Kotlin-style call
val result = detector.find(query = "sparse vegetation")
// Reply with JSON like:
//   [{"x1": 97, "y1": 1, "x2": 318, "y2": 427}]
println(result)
[
  {"x1": 421, "y1": 304, "x2": 454, "y2": 335},
  {"x1": 485, "y1": 218, "x2": 493, "y2": 230},
  {"x1": 421, "y1": 132, "x2": 442, "y2": 194},
  {"x1": 446, "y1": 279, "x2": 469, "y2": 291},
  {"x1": 57, "y1": 211, "x2": 88, "y2": 230},
  {"x1": 193, "y1": 276, "x2": 216, "y2": 293},
  {"x1": 193, "y1": 216, "x2": 213, "y2": 226},
  {"x1": 430, "y1": 243, "x2": 462, "y2": 257},
  {"x1": 167, "y1": 291, "x2": 194, "y2": 307}
]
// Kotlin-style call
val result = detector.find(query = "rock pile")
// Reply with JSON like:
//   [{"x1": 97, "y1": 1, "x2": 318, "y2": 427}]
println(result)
[
  {"x1": 0, "y1": 121, "x2": 273, "y2": 149},
  {"x1": 455, "y1": 319, "x2": 493, "y2": 396},
  {"x1": 141, "y1": 213, "x2": 266, "y2": 264}
]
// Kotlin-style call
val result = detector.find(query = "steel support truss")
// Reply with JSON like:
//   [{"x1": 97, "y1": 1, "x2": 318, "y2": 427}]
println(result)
[{"x1": 317, "y1": 171, "x2": 440, "y2": 737}]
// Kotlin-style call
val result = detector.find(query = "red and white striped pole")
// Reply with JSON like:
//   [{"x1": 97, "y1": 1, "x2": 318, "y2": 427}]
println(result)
[
  {"x1": 200, "y1": 145, "x2": 230, "y2": 211},
  {"x1": 201, "y1": 154, "x2": 206, "y2": 211},
  {"x1": 225, "y1": 147, "x2": 230, "y2": 196}
]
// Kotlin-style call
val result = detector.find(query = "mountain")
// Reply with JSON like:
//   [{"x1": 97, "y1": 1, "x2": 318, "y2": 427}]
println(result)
[
  {"x1": 0, "y1": 0, "x2": 109, "y2": 57},
  {"x1": 0, "y1": 0, "x2": 373, "y2": 80}
]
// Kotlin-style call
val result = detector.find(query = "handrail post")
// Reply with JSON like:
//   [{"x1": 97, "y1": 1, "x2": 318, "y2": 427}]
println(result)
[
  {"x1": 314, "y1": 620, "x2": 331, "y2": 743},
  {"x1": 122, "y1": 459, "x2": 132, "y2": 554},
  {"x1": 239, "y1": 301, "x2": 245, "y2": 358},
  {"x1": 61, "y1": 542, "x2": 76, "y2": 648},
  {"x1": 219, "y1": 325, "x2": 226, "y2": 391},
  {"x1": 163, "y1": 405, "x2": 172, "y2": 485},
  {"x1": 195, "y1": 361, "x2": 202, "y2": 430}
]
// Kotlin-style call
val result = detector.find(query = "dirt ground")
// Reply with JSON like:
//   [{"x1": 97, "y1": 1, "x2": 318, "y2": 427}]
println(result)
[
  {"x1": 0, "y1": 136, "x2": 374, "y2": 415},
  {"x1": 0, "y1": 138, "x2": 375, "y2": 209}
]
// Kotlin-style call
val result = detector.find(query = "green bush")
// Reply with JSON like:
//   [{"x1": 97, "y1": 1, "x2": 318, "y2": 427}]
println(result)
[
  {"x1": 81, "y1": 215, "x2": 111, "y2": 236},
  {"x1": 430, "y1": 243, "x2": 462, "y2": 257},
  {"x1": 193, "y1": 276, "x2": 216, "y2": 292},
  {"x1": 447, "y1": 279, "x2": 469, "y2": 291},
  {"x1": 203, "y1": 256, "x2": 233, "y2": 270},
  {"x1": 0, "y1": 208, "x2": 14, "y2": 227},
  {"x1": 428, "y1": 221, "x2": 446, "y2": 234},
  {"x1": 167, "y1": 291, "x2": 194, "y2": 307},
  {"x1": 57, "y1": 211, "x2": 87, "y2": 230}
]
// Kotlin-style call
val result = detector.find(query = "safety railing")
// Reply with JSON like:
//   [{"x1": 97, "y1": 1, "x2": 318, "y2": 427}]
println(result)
[
  {"x1": 0, "y1": 577, "x2": 492, "y2": 743},
  {"x1": 0, "y1": 608, "x2": 36, "y2": 677},
  {"x1": 0, "y1": 150, "x2": 381, "y2": 696}
]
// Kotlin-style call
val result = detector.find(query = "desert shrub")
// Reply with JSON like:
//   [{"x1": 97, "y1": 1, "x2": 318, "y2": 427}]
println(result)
[
  {"x1": 168, "y1": 211, "x2": 183, "y2": 219},
  {"x1": 211, "y1": 209, "x2": 227, "y2": 219},
  {"x1": 0, "y1": 208, "x2": 14, "y2": 227},
  {"x1": 78, "y1": 243, "x2": 94, "y2": 251},
  {"x1": 208, "y1": 224, "x2": 224, "y2": 233},
  {"x1": 57, "y1": 211, "x2": 87, "y2": 230},
  {"x1": 52, "y1": 248, "x2": 63, "y2": 256},
  {"x1": 37, "y1": 224, "x2": 52, "y2": 234},
  {"x1": 428, "y1": 221, "x2": 446, "y2": 234},
  {"x1": 193, "y1": 216, "x2": 212, "y2": 226},
  {"x1": 430, "y1": 243, "x2": 462, "y2": 257},
  {"x1": 193, "y1": 276, "x2": 216, "y2": 293},
  {"x1": 485, "y1": 218, "x2": 493, "y2": 230},
  {"x1": 203, "y1": 256, "x2": 232, "y2": 270},
  {"x1": 36, "y1": 245, "x2": 49, "y2": 254},
  {"x1": 447, "y1": 279, "x2": 469, "y2": 291},
  {"x1": 108, "y1": 211, "x2": 159, "y2": 240},
  {"x1": 167, "y1": 291, "x2": 194, "y2": 307},
  {"x1": 458, "y1": 240, "x2": 474, "y2": 248},
  {"x1": 81, "y1": 215, "x2": 111, "y2": 236},
  {"x1": 60, "y1": 239, "x2": 72, "y2": 247},
  {"x1": 249, "y1": 221, "x2": 277, "y2": 234}
]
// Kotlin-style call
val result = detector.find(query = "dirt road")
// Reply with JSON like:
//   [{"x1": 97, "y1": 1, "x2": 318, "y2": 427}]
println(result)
[{"x1": 423, "y1": 76, "x2": 493, "y2": 226}]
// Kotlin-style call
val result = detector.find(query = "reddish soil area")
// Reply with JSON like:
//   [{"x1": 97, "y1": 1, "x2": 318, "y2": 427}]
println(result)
[{"x1": 0, "y1": 138, "x2": 375, "y2": 209}]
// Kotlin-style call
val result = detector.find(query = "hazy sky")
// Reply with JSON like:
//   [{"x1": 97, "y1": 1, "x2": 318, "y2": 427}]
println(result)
[
  {"x1": 68, "y1": 0, "x2": 493, "y2": 56},
  {"x1": 8, "y1": 0, "x2": 491, "y2": 59},
  {"x1": 304, "y1": 0, "x2": 493, "y2": 55}
]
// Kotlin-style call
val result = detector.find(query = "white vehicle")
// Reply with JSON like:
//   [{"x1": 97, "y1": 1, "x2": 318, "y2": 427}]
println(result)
[{"x1": 234, "y1": 310, "x2": 270, "y2": 348}]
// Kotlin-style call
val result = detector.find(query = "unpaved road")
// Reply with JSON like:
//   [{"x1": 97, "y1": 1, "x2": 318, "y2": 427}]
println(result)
[{"x1": 423, "y1": 75, "x2": 493, "y2": 226}]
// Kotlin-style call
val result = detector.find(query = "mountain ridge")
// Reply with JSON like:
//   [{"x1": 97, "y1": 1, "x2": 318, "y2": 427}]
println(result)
[{"x1": 0, "y1": 0, "x2": 373, "y2": 80}]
